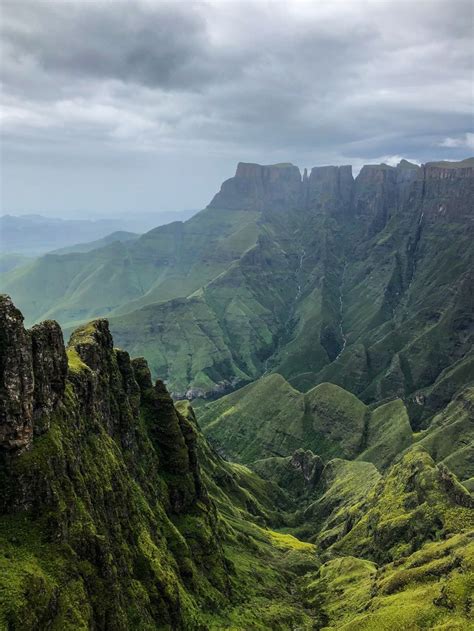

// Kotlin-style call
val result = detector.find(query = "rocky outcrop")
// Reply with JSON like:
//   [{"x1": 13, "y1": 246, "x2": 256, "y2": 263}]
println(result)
[
  {"x1": 140, "y1": 376, "x2": 205, "y2": 512},
  {"x1": 290, "y1": 448, "x2": 324, "y2": 489},
  {"x1": 0, "y1": 297, "x2": 206, "y2": 514},
  {"x1": 0, "y1": 295, "x2": 67, "y2": 453},
  {"x1": 208, "y1": 161, "x2": 302, "y2": 212},
  {"x1": 0, "y1": 297, "x2": 228, "y2": 629},
  {"x1": 30, "y1": 320, "x2": 68, "y2": 434},
  {"x1": 304, "y1": 165, "x2": 354, "y2": 217},
  {"x1": 0, "y1": 296, "x2": 35, "y2": 453}
]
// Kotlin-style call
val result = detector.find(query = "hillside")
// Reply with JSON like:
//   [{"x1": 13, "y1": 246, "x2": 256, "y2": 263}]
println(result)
[
  {"x1": 0, "y1": 295, "x2": 319, "y2": 630},
  {"x1": 2, "y1": 160, "x2": 472, "y2": 426},
  {"x1": 1, "y1": 206, "x2": 262, "y2": 331},
  {"x1": 50, "y1": 230, "x2": 139, "y2": 255},
  {"x1": 1, "y1": 296, "x2": 473, "y2": 630},
  {"x1": 200, "y1": 373, "x2": 473, "y2": 486}
]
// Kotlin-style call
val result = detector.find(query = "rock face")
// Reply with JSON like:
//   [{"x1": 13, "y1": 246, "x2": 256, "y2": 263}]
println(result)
[
  {"x1": 0, "y1": 297, "x2": 228, "y2": 630},
  {"x1": 0, "y1": 295, "x2": 67, "y2": 453},
  {"x1": 208, "y1": 161, "x2": 302, "y2": 211},
  {"x1": 30, "y1": 320, "x2": 67, "y2": 433},
  {"x1": 0, "y1": 296, "x2": 34, "y2": 453},
  {"x1": 209, "y1": 161, "x2": 355, "y2": 217},
  {"x1": 420, "y1": 160, "x2": 474, "y2": 222},
  {"x1": 304, "y1": 165, "x2": 354, "y2": 217},
  {"x1": 290, "y1": 448, "x2": 324, "y2": 488}
]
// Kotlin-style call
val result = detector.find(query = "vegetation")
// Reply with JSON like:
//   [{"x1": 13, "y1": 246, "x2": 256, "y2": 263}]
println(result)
[
  {"x1": 2, "y1": 159, "x2": 472, "y2": 421},
  {"x1": 1, "y1": 158, "x2": 473, "y2": 629}
]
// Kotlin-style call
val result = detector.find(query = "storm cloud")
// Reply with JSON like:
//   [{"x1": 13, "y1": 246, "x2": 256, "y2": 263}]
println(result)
[{"x1": 1, "y1": 0, "x2": 473, "y2": 216}]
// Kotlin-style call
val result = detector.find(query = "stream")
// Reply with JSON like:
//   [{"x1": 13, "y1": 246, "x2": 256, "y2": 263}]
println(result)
[
  {"x1": 263, "y1": 247, "x2": 306, "y2": 374},
  {"x1": 334, "y1": 261, "x2": 347, "y2": 361}
]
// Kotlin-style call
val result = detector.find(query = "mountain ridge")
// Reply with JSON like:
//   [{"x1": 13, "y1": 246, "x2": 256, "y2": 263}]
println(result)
[
  {"x1": 1, "y1": 295, "x2": 473, "y2": 629},
  {"x1": 1, "y1": 158, "x2": 473, "y2": 425}
]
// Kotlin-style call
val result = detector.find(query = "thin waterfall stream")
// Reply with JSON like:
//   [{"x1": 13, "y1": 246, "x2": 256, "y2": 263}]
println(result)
[
  {"x1": 263, "y1": 247, "x2": 306, "y2": 374},
  {"x1": 335, "y1": 261, "x2": 347, "y2": 361}
]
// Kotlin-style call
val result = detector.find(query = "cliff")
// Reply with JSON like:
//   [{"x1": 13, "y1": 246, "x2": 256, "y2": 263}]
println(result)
[
  {"x1": 0, "y1": 295, "x2": 320, "y2": 630},
  {"x1": 208, "y1": 161, "x2": 302, "y2": 212},
  {"x1": 1, "y1": 296, "x2": 473, "y2": 630},
  {"x1": 1, "y1": 158, "x2": 473, "y2": 406}
]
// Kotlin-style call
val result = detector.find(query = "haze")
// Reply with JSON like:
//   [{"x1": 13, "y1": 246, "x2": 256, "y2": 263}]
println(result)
[{"x1": 1, "y1": 0, "x2": 473, "y2": 218}]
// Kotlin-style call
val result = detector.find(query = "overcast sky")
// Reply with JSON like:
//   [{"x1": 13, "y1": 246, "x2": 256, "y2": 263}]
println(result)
[{"x1": 1, "y1": 0, "x2": 473, "y2": 217}]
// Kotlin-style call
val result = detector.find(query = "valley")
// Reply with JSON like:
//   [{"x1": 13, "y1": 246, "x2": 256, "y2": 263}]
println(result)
[{"x1": 1, "y1": 156, "x2": 473, "y2": 630}]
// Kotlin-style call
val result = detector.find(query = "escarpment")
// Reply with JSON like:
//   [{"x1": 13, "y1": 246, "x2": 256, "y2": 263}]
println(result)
[
  {"x1": 0, "y1": 295, "x2": 230, "y2": 629},
  {"x1": 3, "y1": 158, "x2": 473, "y2": 407},
  {"x1": 0, "y1": 296, "x2": 67, "y2": 453},
  {"x1": 1, "y1": 296, "x2": 332, "y2": 630}
]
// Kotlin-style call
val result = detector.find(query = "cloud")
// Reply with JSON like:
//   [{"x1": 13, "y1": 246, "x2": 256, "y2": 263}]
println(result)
[
  {"x1": 439, "y1": 133, "x2": 474, "y2": 149},
  {"x1": 0, "y1": 0, "x2": 473, "y2": 215}
]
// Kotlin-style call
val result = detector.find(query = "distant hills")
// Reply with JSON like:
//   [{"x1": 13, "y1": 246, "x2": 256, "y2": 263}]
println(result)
[
  {"x1": 1, "y1": 158, "x2": 473, "y2": 428},
  {"x1": 50, "y1": 230, "x2": 139, "y2": 255},
  {"x1": 0, "y1": 210, "x2": 197, "y2": 255},
  {"x1": 1, "y1": 157, "x2": 473, "y2": 630}
]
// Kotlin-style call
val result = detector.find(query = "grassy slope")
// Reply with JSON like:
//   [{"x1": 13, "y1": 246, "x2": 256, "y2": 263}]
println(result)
[
  {"x1": 1, "y1": 164, "x2": 472, "y2": 421},
  {"x1": 109, "y1": 232, "x2": 298, "y2": 395},
  {"x1": 0, "y1": 207, "x2": 261, "y2": 329},
  {"x1": 253, "y1": 447, "x2": 474, "y2": 630},
  {"x1": 0, "y1": 332, "x2": 319, "y2": 631},
  {"x1": 200, "y1": 374, "x2": 415, "y2": 467}
]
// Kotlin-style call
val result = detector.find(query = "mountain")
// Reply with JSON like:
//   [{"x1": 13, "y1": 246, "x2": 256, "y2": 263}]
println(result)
[
  {"x1": 1, "y1": 206, "x2": 262, "y2": 329},
  {"x1": 1, "y1": 296, "x2": 473, "y2": 630},
  {"x1": 200, "y1": 374, "x2": 412, "y2": 469},
  {"x1": 0, "y1": 253, "x2": 32, "y2": 273},
  {"x1": 200, "y1": 372, "x2": 474, "y2": 485},
  {"x1": 50, "y1": 230, "x2": 139, "y2": 255},
  {"x1": 0, "y1": 295, "x2": 319, "y2": 630},
  {"x1": 0, "y1": 211, "x2": 196, "y2": 256},
  {"x1": 2, "y1": 158, "x2": 473, "y2": 418}
]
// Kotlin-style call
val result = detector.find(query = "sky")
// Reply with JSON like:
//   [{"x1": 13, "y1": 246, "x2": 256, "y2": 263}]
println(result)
[{"x1": 1, "y1": 0, "x2": 473, "y2": 218}]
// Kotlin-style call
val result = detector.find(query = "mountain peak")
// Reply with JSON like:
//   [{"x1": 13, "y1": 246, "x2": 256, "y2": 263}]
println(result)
[
  {"x1": 397, "y1": 158, "x2": 419, "y2": 169},
  {"x1": 209, "y1": 161, "x2": 301, "y2": 211},
  {"x1": 0, "y1": 294, "x2": 67, "y2": 454}
]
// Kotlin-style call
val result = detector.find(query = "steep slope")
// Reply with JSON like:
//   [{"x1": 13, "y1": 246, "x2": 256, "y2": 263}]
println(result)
[
  {"x1": 110, "y1": 232, "x2": 297, "y2": 398},
  {"x1": 415, "y1": 385, "x2": 474, "y2": 485},
  {"x1": 303, "y1": 531, "x2": 474, "y2": 630},
  {"x1": 111, "y1": 158, "x2": 474, "y2": 417},
  {"x1": 2, "y1": 296, "x2": 473, "y2": 630},
  {"x1": 1, "y1": 206, "x2": 261, "y2": 329},
  {"x1": 2, "y1": 159, "x2": 473, "y2": 426},
  {"x1": 254, "y1": 449, "x2": 474, "y2": 630},
  {"x1": 0, "y1": 296, "x2": 320, "y2": 630},
  {"x1": 200, "y1": 373, "x2": 413, "y2": 468}
]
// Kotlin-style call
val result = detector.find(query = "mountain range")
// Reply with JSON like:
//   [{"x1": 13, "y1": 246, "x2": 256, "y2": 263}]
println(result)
[
  {"x1": 0, "y1": 210, "x2": 197, "y2": 256},
  {"x1": 2, "y1": 158, "x2": 473, "y2": 419},
  {"x1": 1, "y1": 294, "x2": 473, "y2": 630},
  {"x1": 1, "y1": 154, "x2": 474, "y2": 629}
]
